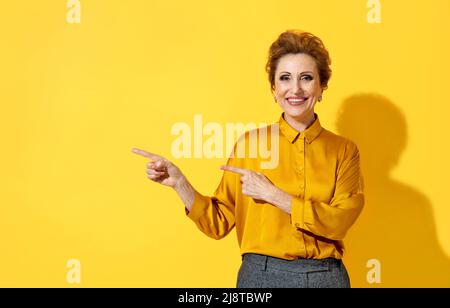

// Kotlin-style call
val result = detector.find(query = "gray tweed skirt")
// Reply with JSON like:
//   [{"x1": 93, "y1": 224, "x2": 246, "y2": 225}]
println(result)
[{"x1": 236, "y1": 253, "x2": 351, "y2": 288}]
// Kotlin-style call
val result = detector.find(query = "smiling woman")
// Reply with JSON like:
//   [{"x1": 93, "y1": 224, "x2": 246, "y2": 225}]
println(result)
[
  {"x1": 132, "y1": 30, "x2": 364, "y2": 289},
  {"x1": 267, "y1": 30, "x2": 332, "y2": 133}
]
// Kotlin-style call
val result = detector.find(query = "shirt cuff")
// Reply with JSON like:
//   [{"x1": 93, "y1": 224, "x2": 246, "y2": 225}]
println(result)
[
  {"x1": 290, "y1": 196, "x2": 313, "y2": 230},
  {"x1": 184, "y1": 191, "x2": 211, "y2": 222}
]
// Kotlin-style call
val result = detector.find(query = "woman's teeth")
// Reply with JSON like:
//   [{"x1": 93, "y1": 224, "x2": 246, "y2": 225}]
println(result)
[{"x1": 287, "y1": 98, "x2": 307, "y2": 105}]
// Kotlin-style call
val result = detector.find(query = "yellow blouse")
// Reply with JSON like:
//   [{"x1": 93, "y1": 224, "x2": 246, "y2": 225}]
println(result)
[{"x1": 185, "y1": 112, "x2": 364, "y2": 260}]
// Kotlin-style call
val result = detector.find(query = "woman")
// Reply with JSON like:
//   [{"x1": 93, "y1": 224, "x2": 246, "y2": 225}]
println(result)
[{"x1": 132, "y1": 30, "x2": 364, "y2": 288}]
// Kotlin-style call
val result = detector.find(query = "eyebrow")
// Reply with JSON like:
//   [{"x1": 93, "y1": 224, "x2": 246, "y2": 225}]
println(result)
[{"x1": 279, "y1": 71, "x2": 313, "y2": 75}]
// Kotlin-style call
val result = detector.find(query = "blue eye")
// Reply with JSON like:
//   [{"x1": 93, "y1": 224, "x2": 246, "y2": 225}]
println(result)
[{"x1": 302, "y1": 75, "x2": 313, "y2": 81}]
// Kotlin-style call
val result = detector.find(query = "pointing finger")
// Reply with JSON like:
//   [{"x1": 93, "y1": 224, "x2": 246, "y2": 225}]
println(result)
[
  {"x1": 131, "y1": 147, "x2": 162, "y2": 161},
  {"x1": 220, "y1": 165, "x2": 249, "y2": 175}
]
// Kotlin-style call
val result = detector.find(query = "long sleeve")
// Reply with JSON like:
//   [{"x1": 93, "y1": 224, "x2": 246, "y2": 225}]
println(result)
[
  {"x1": 290, "y1": 141, "x2": 365, "y2": 241},
  {"x1": 185, "y1": 157, "x2": 237, "y2": 240}
]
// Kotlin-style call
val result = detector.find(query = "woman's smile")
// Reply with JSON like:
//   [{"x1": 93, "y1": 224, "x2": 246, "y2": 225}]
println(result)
[{"x1": 286, "y1": 96, "x2": 308, "y2": 106}]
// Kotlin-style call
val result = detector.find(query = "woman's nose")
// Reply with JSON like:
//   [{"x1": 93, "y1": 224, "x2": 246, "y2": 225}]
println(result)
[{"x1": 292, "y1": 81, "x2": 303, "y2": 94}]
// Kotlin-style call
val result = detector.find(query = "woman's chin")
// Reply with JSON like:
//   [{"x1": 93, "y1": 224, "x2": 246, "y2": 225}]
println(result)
[{"x1": 283, "y1": 108, "x2": 305, "y2": 119}]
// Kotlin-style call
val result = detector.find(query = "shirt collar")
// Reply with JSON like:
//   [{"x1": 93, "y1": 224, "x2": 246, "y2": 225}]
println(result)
[{"x1": 278, "y1": 112, "x2": 323, "y2": 144}]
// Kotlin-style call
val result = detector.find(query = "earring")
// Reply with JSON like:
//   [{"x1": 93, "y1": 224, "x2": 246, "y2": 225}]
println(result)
[
  {"x1": 318, "y1": 96, "x2": 322, "y2": 102},
  {"x1": 273, "y1": 96, "x2": 277, "y2": 103}
]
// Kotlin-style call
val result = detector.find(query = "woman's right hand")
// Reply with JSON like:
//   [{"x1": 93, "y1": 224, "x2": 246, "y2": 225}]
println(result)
[{"x1": 131, "y1": 147, "x2": 184, "y2": 188}]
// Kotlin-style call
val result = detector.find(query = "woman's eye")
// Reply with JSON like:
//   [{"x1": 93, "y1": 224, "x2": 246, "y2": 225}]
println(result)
[{"x1": 279, "y1": 75, "x2": 312, "y2": 81}]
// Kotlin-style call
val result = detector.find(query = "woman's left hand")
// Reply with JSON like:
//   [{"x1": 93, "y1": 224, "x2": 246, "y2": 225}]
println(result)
[
  {"x1": 220, "y1": 165, "x2": 275, "y2": 202},
  {"x1": 220, "y1": 165, "x2": 293, "y2": 213}
]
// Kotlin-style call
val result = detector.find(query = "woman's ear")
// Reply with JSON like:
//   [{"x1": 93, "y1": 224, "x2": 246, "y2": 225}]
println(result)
[{"x1": 272, "y1": 91, "x2": 277, "y2": 103}]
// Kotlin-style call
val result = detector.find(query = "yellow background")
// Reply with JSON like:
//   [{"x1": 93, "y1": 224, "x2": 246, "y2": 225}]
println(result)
[{"x1": 1, "y1": 0, "x2": 449, "y2": 287}]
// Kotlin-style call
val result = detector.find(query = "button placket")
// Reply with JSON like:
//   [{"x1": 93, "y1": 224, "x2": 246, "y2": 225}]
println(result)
[{"x1": 296, "y1": 137, "x2": 306, "y2": 196}]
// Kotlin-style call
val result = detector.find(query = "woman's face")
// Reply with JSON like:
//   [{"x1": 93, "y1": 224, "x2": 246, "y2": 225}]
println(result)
[{"x1": 273, "y1": 53, "x2": 323, "y2": 122}]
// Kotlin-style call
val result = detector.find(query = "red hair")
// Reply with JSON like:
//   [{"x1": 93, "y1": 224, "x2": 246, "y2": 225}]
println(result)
[{"x1": 266, "y1": 30, "x2": 332, "y2": 91}]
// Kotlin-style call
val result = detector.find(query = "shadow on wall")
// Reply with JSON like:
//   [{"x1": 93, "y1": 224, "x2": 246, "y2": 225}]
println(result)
[{"x1": 336, "y1": 93, "x2": 450, "y2": 287}]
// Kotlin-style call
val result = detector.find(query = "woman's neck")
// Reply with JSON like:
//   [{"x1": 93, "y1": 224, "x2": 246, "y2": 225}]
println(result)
[{"x1": 284, "y1": 112, "x2": 316, "y2": 133}]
